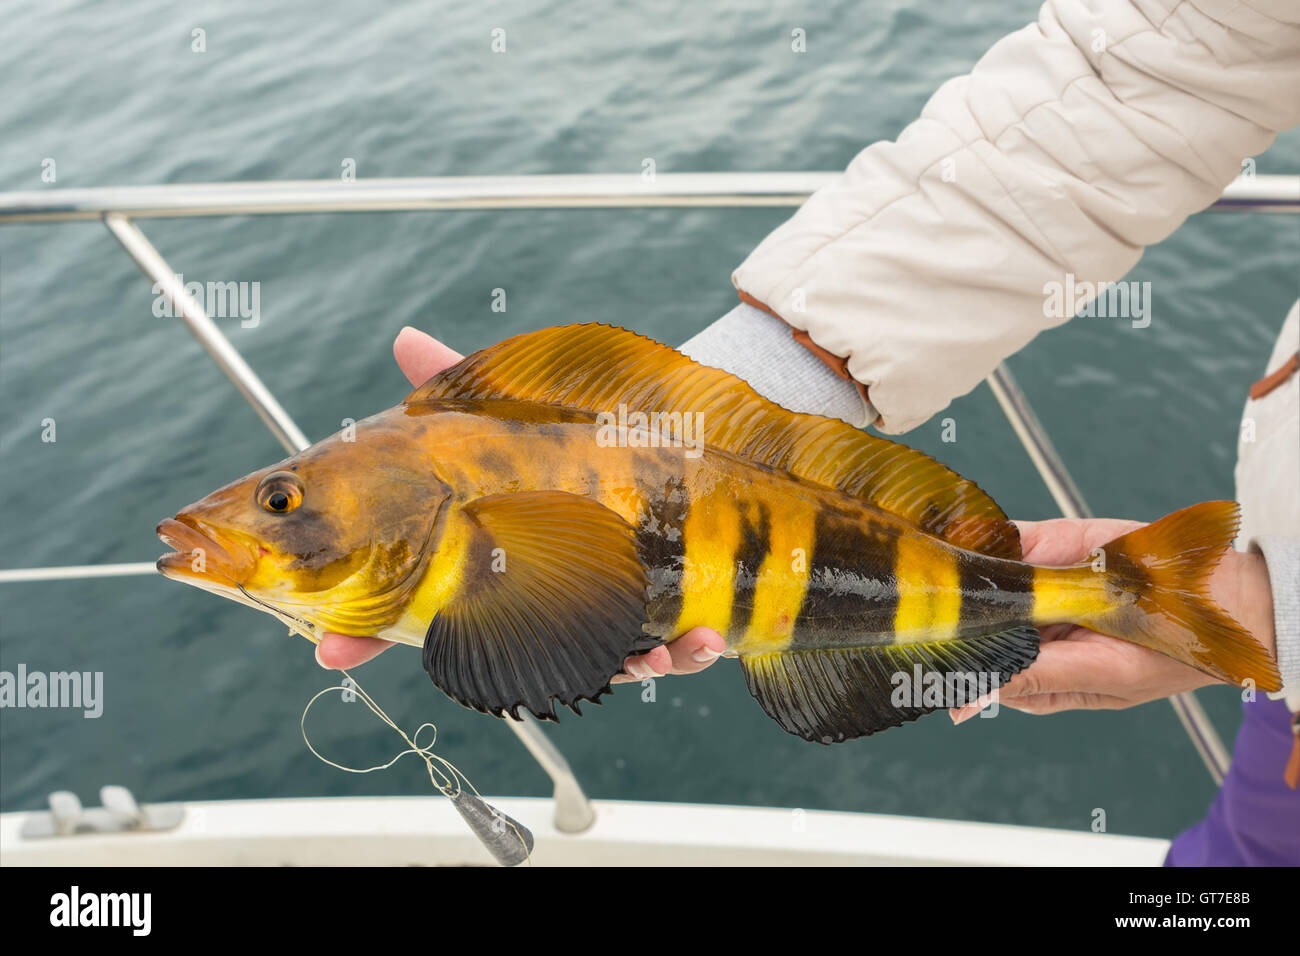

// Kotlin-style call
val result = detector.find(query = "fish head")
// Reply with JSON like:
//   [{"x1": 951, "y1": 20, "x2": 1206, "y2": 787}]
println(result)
[{"x1": 157, "y1": 414, "x2": 449, "y2": 637}]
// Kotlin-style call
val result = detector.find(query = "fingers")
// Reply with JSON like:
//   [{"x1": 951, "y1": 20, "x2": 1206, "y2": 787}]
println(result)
[
  {"x1": 609, "y1": 628, "x2": 726, "y2": 684},
  {"x1": 320, "y1": 626, "x2": 727, "y2": 682},
  {"x1": 1034, "y1": 622, "x2": 1075, "y2": 644},
  {"x1": 665, "y1": 627, "x2": 726, "y2": 673},
  {"x1": 946, "y1": 639, "x2": 1119, "y2": 722},
  {"x1": 1012, "y1": 516, "x2": 1146, "y2": 566},
  {"x1": 316, "y1": 633, "x2": 395, "y2": 670},
  {"x1": 610, "y1": 645, "x2": 673, "y2": 684},
  {"x1": 946, "y1": 631, "x2": 1184, "y2": 722},
  {"x1": 949, "y1": 689, "x2": 1131, "y2": 716},
  {"x1": 394, "y1": 326, "x2": 464, "y2": 387},
  {"x1": 994, "y1": 690, "x2": 1132, "y2": 714}
]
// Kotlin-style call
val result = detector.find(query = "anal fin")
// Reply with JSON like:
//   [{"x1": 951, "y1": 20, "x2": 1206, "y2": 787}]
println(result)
[{"x1": 740, "y1": 626, "x2": 1040, "y2": 744}]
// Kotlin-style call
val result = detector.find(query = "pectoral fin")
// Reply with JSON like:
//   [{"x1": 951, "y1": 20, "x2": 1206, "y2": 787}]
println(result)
[{"x1": 423, "y1": 491, "x2": 658, "y2": 720}]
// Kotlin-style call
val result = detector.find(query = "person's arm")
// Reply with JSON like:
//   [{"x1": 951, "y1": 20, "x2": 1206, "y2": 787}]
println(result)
[
  {"x1": 1255, "y1": 537, "x2": 1300, "y2": 703},
  {"x1": 733, "y1": 0, "x2": 1300, "y2": 433},
  {"x1": 679, "y1": 302, "x2": 873, "y2": 426}
]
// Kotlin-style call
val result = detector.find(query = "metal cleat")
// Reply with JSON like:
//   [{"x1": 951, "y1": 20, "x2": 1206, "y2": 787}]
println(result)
[{"x1": 19, "y1": 786, "x2": 184, "y2": 839}]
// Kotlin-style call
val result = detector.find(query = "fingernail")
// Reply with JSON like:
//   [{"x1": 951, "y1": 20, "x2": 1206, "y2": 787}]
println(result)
[
  {"x1": 691, "y1": 646, "x2": 723, "y2": 664},
  {"x1": 314, "y1": 643, "x2": 329, "y2": 669},
  {"x1": 640, "y1": 659, "x2": 666, "y2": 679},
  {"x1": 951, "y1": 707, "x2": 974, "y2": 725},
  {"x1": 624, "y1": 660, "x2": 647, "y2": 680}
]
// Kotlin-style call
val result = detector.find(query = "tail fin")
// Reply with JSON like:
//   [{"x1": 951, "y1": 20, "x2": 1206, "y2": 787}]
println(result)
[{"x1": 1084, "y1": 501, "x2": 1281, "y2": 692}]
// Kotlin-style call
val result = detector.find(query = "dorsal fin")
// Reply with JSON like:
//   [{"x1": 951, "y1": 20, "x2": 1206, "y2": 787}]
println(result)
[{"x1": 408, "y1": 324, "x2": 1020, "y2": 558}]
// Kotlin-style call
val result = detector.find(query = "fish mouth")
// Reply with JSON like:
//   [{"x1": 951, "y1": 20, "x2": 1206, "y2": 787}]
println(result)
[{"x1": 156, "y1": 515, "x2": 258, "y2": 590}]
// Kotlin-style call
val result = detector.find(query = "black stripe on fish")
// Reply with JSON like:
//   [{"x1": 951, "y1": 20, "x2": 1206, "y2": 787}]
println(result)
[
  {"x1": 730, "y1": 499, "x2": 772, "y2": 638},
  {"x1": 790, "y1": 507, "x2": 900, "y2": 648},
  {"x1": 955, "y1": 551, "x2": 1035, "y2": 636}
]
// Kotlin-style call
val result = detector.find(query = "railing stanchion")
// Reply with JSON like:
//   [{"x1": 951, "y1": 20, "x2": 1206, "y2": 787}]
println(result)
[
  {"x1": 987, "y1": 363, "x2": 1230, "y2": 785},
  {"x1": 103, "y1": 214, "x2": 310, "y2": 455},
  {"x1": 507, "y1": 714, "x2": 597, "y2": 833}
]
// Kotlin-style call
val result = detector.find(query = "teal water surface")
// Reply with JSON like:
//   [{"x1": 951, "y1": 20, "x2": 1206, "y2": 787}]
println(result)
[{"x1": 2, "y1": 0, "x2": 1298, "y2": 841}]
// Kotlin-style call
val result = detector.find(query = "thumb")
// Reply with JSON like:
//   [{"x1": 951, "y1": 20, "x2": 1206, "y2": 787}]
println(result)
[{"x1": 394, "y1": 326, "x2": 464, "y2": 387}]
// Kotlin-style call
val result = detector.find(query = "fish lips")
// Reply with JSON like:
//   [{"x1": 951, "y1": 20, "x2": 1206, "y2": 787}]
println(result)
[{"x1": 156, "y1": 515, "x2": 257, "y2": 590}]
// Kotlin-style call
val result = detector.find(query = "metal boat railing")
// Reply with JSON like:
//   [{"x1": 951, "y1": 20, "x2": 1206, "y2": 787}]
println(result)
[{"x1": 2, "y1": 172, "x2": 1296, "y2": 808}]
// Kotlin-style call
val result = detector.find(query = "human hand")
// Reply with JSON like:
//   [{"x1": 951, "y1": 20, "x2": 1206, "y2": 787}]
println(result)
[
  {"x1": 948, "y1": 516, "x2": 1277, "y2": 721},
  {"x1": 313, "y1": 327, "x2": 728, "y2": 682}
]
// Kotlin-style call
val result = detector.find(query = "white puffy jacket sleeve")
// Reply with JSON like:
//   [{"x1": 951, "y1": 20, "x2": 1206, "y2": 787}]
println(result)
[{"x1": 732, "y1": 0, "x2": 1300, "y2": 434}]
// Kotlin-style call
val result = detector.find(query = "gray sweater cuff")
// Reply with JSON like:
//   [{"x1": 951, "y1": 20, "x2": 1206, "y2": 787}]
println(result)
[
  {"x1": 679, "y1": 303, "x2": 875, "y2": 428},
  {"x1": 1253, "y1": 536, "x2": 1300, "y2": 698}
]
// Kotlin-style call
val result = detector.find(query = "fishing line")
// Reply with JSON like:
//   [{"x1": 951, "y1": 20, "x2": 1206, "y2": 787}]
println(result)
[
  {"x1": 238, "y1": 585, "x2": 318, "y2": 641},
  {"x1": 299, "y1": 669, "x2": 534, "y2": 866},
  {"x1": 241, "y1": 582, "x2": 535, "y2": 864}
]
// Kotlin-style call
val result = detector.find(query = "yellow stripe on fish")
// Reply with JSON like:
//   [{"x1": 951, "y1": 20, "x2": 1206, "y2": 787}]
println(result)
[
  {"x1": 735, "y1": 498, "x2": 816, "y2": 655},
  {"x1": 892, "y1": 534, "x2": 962, "y2": 643},
  {"x1": 674, "y1": 489, "x2": 742, "y2": 637}
]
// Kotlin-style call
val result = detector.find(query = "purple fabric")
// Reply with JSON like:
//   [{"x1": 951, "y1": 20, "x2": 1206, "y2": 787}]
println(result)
[{"x1": 1166, "y1": 695, "x2": 1300, "y2": 866}]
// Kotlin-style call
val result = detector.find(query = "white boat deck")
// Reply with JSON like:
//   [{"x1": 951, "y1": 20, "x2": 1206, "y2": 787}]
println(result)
[{"x1": 0, "y1": 797, "x2": 1170, "y2": 867}]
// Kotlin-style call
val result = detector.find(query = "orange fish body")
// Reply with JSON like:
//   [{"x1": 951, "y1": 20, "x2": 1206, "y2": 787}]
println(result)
[{"x1": 158, "y1": 325, "x2": 1281, "y2": 742}]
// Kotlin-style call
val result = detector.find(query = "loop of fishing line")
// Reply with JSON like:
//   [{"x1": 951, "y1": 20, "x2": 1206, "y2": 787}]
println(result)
[
  {"x1": 301, "y1": 670, "x2": 466, "y2": 793},
  {"x1": 299, "y1": 669, "x2": 532, "y2": 865}
]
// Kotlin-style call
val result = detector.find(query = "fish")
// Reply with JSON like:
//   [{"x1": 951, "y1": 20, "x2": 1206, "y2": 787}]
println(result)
[{"x1": 156, "y1": 324, "x2": 1282, "y2": 743}]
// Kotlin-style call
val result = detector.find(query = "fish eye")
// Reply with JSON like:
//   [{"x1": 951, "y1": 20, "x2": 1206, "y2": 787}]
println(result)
[{"x1": 256, "y1": 471, "x2": 304, "y2": 515}]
